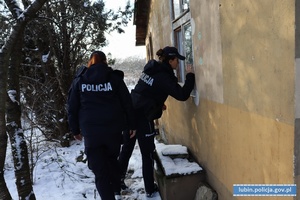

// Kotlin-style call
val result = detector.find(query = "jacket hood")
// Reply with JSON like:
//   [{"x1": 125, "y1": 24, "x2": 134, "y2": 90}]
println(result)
[
  {"x1": 143, "y1": 60, "x2": 173, "y2": 75},
  {"x1": 82, "y1": 63, "x2": 112, "y2": 82}
]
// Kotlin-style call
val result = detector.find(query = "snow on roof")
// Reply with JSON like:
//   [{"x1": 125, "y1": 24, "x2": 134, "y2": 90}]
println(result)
[{"x1": 155, "y1": 141, "x2": 203, "y2": 177}]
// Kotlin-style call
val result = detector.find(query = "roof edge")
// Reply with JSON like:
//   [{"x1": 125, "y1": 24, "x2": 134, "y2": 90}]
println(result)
[{"x1": 133, "y1": 0, "x2": 151, "y2": 46}]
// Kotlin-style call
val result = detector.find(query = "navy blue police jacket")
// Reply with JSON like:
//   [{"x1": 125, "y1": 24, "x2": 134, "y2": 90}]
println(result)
[
  {"x1": 131, "y1": 60, "x2": 195, "y2": 121},
  {"x1": 67, "y1": 63, "x2": 135, "y2": 145}
]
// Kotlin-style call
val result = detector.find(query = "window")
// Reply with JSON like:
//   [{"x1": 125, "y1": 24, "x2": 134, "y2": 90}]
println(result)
[
  {"x1": 171, "y1": 0, "x2": 193, "y2": 84},
  {"x1": 183, "y1": 23, "x2": 193, "y2": 65},
  {"x1": 147, "y1": 33, "x2": 154, "y2": 60},
  {"x1": 174, "y1": 28, "x2": 184, "y2": 82},
  {"x1": 172, "y1": 0, "x2": 190, "y2": 19},
  {"x1": 174, "y1": 23, "x2": 194, "y2": 83}
]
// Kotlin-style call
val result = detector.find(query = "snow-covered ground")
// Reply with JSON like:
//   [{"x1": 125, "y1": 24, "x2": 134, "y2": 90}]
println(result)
[{"x1": 4, "y1": 138, "x2": 162, "y2": 200}]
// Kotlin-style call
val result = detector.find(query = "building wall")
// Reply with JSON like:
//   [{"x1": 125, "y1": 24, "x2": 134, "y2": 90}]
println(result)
[
  {"x1": 144, "y1": 0, "x2": 295, "y2": 199},
  {"x1": 294, "y1": 0, "x2": 300, "y2": 198}
]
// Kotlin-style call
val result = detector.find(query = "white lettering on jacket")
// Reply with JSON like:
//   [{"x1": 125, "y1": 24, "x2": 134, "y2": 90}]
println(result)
[
  {"x1": 140, "y1": 72, "x2": 154, "y2": 86},
  {"x1": 81, "y1": 83, "x2": 112, "y2": 92}
]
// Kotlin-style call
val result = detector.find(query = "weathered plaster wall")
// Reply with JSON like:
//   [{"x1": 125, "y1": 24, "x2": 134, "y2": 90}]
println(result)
[
  {"x1": 145, "y1": 0, "x2": 295, "y2": 199},
  {"x1": 146, "y1": 1, "x2": 173, "y2": 55},
  {"x1": 294, "y1": 0, "x2": 300, "y2": 198}
]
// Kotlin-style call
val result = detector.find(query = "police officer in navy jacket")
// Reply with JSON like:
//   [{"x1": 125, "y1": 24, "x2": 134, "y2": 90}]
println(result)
[
  {"x1": 67, "y1": 51, "x2": 136, "y2": 200},
  {"x1": 118, "y1": 46, "x2": 195, "y2": 197}
]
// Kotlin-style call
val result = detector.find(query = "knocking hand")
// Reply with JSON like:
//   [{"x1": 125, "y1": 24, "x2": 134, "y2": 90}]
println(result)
[
  {"x1": 129, "y1": 130, "x2": 136, "y2": 138},
  {"x1": 186, "y1": 64, "x2": 194, "y2": 73}
]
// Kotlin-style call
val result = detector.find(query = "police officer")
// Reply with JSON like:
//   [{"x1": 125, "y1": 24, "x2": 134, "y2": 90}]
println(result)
[
  {"x1": 118, "y1": 46, "x2": 195, "y2": 197},
  {"x1": 67, "y1": 51, "x2": 136, "y2": 200}
]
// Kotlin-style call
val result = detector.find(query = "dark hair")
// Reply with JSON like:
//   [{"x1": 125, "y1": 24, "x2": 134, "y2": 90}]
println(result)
[
  {"x1": 156, "y1": 49, "x2": 177, "y2": 64},
  {"x1": 87, "y1": 51, "x2": 107, "y2": 68}
]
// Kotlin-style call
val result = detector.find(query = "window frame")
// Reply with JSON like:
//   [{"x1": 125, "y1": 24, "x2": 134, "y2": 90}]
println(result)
[
  {"x1": 146, "y1": 33, "x2": 154, "y2": 60},
  {"x1": 171, "y1": 2, "x2": 193, "y2": 84},
  {"x1": 171, "y1": 0, "x2": 198, "y2": 103},
  {"x1": 172, "y1": 0, "x2": 190, "y2": 20}
]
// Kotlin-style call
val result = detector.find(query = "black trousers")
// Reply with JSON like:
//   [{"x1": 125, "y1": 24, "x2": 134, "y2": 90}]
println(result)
[
  {"x1": 85, "y1": 135, "x2": 121, "y2": 200},
  {"x1": 118, "y1": 110, "x2": 156, "y2": 194},
  {"x1": 118, "y1": 130, "x2": 136, "y2": 179}
]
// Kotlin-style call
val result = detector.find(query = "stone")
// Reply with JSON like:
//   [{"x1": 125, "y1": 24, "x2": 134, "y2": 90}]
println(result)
[{"x1": 194, "y1": 183, "x2": 218, "y2": 200}]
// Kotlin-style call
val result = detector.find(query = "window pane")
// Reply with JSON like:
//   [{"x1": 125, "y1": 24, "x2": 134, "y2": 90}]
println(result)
[
  {"x1": 184, "y1": 23, "x2": 193, "y2": 64},
  {"x1": 175, "y1": 29, "x2": 185, "y2": 83},
  {"x1": 184, "y1": 23, "x2": 196, "y2": 97},
  {"x1": 173, "y1": 0, "x2": 181, "y2": 19},
  {"x1": 182, "y1": 0, "x2": 189, "y2": 12}
]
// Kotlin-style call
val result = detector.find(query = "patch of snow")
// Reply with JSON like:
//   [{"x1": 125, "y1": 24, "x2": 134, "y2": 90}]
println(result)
[{"x1": 155, "y1": 142, "x2": 203, "y2": 176}]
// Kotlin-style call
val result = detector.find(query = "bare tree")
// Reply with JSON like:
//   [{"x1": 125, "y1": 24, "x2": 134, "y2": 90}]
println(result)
[
  {"x1": 6, "y1": 35, "x2": 36, "y2": 200},
  {"x1": 0, "y1": 0, "x2": 49, "y2": 199},
  {"x1": 20, "y1": 0, "x2": 133, "y2": 146},
  {"x1": 0, "y1": 1, "x2": 133, "y2": 198},
  {"x1": 112, "y1": 56, "x2": 146, "y2": 87}
]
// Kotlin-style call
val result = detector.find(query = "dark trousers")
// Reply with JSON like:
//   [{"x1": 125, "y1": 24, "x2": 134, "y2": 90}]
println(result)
[
  {"x1": 118, "y1": 110, "x2": 156, "y2": 193},
  {"x1": 85, "y1": 138, "x2": 121, "y2": 200},
  {"x1": 118, "y1": 130, "x2": 136, "y2": 179}
]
